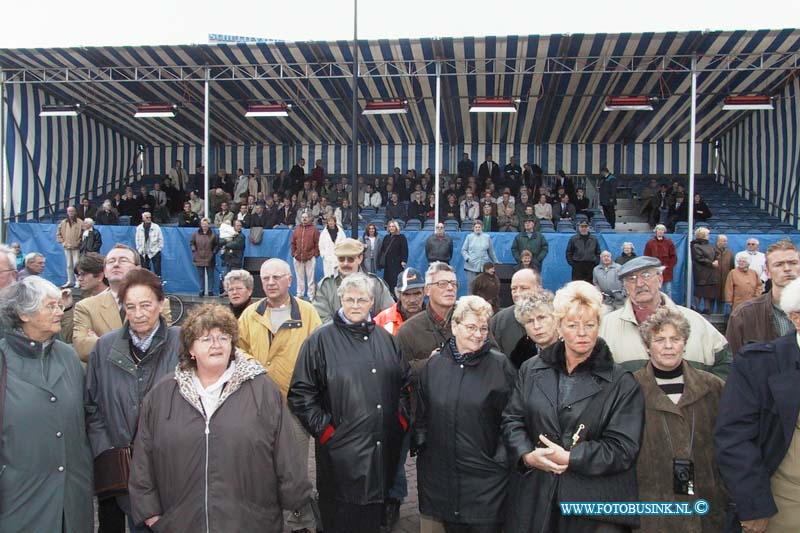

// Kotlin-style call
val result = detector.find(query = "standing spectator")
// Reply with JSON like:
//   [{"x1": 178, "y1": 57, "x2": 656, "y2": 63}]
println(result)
[
  {"x1": 178, "y1": 201, "x2": 200, "y2": 227},
  {"x1": 503, "y1": 156, "x2": 523, "y2": 192},
  {"x1": 79, "y1": 218, "x2": 103, "y2": 256},
  {"x1": 190, "y1": 217, "x2": 219, "y2": 297},
  {"x1": 248, "y1": 168, "x2": 270, "y2": 199},
  {"x1": 457, "y1": 152, "x2": 474, "y2": 179},
  {"x1": 137, "y1": 186, "x2": 155, "y2": 218},
  {"x1": 0, "y1": 245, "x2": 19, "y2": 292},
  {"x1": 478, "y1": 154, "x2": 501, "y2": 184},
  {"x1": 725, "y1": 252, "x2": 763, "y2": 313},
  {"x1": 0, "y1": 277, "x2": 93, "y2": 532},
  {"x1": 379, "y1": 220, "x2": 409, "y2": 294},
  {"x1": 534, "y1": 193, "x2": 553, "y2": 222},
  {"x1": 414, "y1": 295, "x2": 515, "y2": 532},
  {"x1": 462, "y1": 220, "x2": 499, "y2": 288},
  {"x1": 17, "y1": 252, "x2": 45, "y2": 281},
  {"x1": 233, "y1": 168, "x2": 250, "y2": 204},
  {"x1": 511, "y1": 290, "x2": 559, "y2": 367},
  {"x1": 515, "y1": 249, "x2": 535, "y2": 272},
  {"x1": 726, "y1": 239, "x2": 800, "y2": 355},
  {"x1": 168, "y1": 159, "x2": 189, "y2": 192},
  {"x1": 310, "y1": 159, "x2": 325, "y2": 188},
  {"x1": 715, "y1": 234, "x2": 735, "y2": 312},
  {"x1": 616, "y1": 241, "x2": 637, "y2": 265},
  {"x1": 470, "y1": 262, "x2": 500, "y2": 312},
  {"x1": 593, "y1": 250, "x2": 624, "y2": 309},
  {"x1": 57, "y1": 206, "x2": 83, "y2": 288},
  {"x1": 289, "y1": 158, "x2": 306, "y2": 194},
  {"x1": 238, "y1": 259, "x2": 322, "y2": 531},
  {"x1": 129, "y1": 304, "x2": 312, "y2": 532},
  {"x1": 512, "y1": 217, "x2": 549, "y2": 271},
  {"x1": 219, "y1": 220, "x2": 245, "y2": 291},
  {"x1": 638, "y1": 178, "x2": 658, "y2": 221},
  {"x1": 62, "y1": 252, "x2": 107, "y2": 343},
  {"x1": 289, "y1": 273, "x2": 410, "y2": 533},
  {"x1": 634, "y1": 309, "x2": 727, "y2": 532},
  {"x1": 425, "y1": 222, "x2": 454, "y2": 264},
  {"x1": 715, "y1": 277, "x2": 800, "y2": 533},
  {"x1": 361, "y1": 222, "x2": 383, "y2": 274},
  {"x1": 489, "y1": 269, "x2": 542, "y2": 365},
  {"x1": 598, "y1": 166, "x2": 618, "y2": 228},
  {"x1": 150, "y1": 183, "x2": 169, "y2": 222},
  {"x1": 224, "y1": 270, "x2": 254, "y2": 318},
  {"x1": 374, "y1": 267, "x2": 426, "y2": 336},
  {"x1": 319, "y1": 216, "x2": 346, "y2": 277},
  {"x1": 291, "y1": 212, "x2": 321, "y2": 301},
  {"x1": 692, "y1": 193, "x2": 713, "y2": 221},
  {"x1": 85, "y1": 268, "x2": 180, "y2": 532},
  {"x1": 565, "y1": 221, "x2": 600, "y2": 282},
  {"x1": 95, "y1": 199, "x2": 119, "y2": 225},
  {"x1": 385, "y1": 193, "x2": 406, "y2": 221},
  {"x1": 10, "y1": 242, "x2": 23, "y2": 270},
  {"x1": 501, "y1": 281, "x2": 644, "y2": 533},
  {"x1": 134, "y1": 212, "x2": 164, "y2": 278},
  {"x1": 691, "y1": 226, "x2": 720, "y2": 314},
  {"x1": 644, "y1": 224, "x2": 678, "y2": 297},
  {"x1": 744, "y1": 237, "x2": 768, "y2": 283}
]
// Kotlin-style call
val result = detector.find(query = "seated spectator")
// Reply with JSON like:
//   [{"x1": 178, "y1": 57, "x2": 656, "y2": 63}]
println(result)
[
  {"x1": 275, "y1": 197, "x2": 297, "y2": 227},
  {"x1": 118, "y1": 187, "x2": 140, "y2": 225},
  {"x1": 552, "y1": 194, "x2": 576, "y2": 223},
  {"x1": 385, "y1": 193, "x2": 406, "y2": 221},
  {"x1": 498, "y1": 205, "x2": 519, "y2": 232},
  {"x1": 667, "y1": 192, "x2": 688, "y2": 232},
  {"x1": 138, "y1": 185, "x2": 155, "y2": 217},
  {"x1": 214, "y1": 201, "x2": 234, "y2": 227},
  {"x1": 574, "y1": 187, "x2": 591, "y2": 221},
  {"x1": 425, "y1": 193, "x2": 437, "y2": 220},
  {"x1": 77, "y1": 197, "x2": 96, "y2": 220},
  {"x1": 440, "y1": 194, "x2": 461, "y2": 222},
  {"x1": 234, "y1": 203, "x2": 251, "y2": 228},
  {"x1": 533, "y1": 193, "x2": 552, "y2": 221},
  {"x1": 317, "y1": 196, "x2": 334, "y2": 224},
  {"x1": 478, "y1": 202, "x2": 498, "y2": 232},
  {"x1": 210, "y1": 188, "x2": 232, "y2": 216},
  {"x1": 162, "y1": 177, "x2": 184, "y2": 212},
  {"x1": 616, "y1": 242, "x2": 637, "y2": 265},
  {"x1": 319, "y1": 177, "x2": 336, "y2": 203},
  {"x1": 188, "y1": 190, "x2": 203, "y2": 214},
  {"x1": 693, "y1": 193, "x2": 713, "y2": 221},
  {"x1": 480, "y1": 190, "x2": 498, "y2": 217},
  {"x1": 515, "y1": 190, "x2": 534, "y2": 219},
  {"x1": 407, "y1": 191, "x2": 427, "y2": 223},
  {"x1": 151, "y1": 183, "x2": 170, "y2": 222},
  {"x1": 334, "y1": 197, "x2": 356, "y2": 228},
  {"x1": 724, "y1": 251, "x2": 763, "y2": 312},
  {"x1": 460, "y1": 189, "x2": 480, "y2": 222},
  {"x1": 110, "y1": 191, "x2": 123, "y2": 213},
  {"x1": 95, "y1": 199, "x2": 119, "y2": 225},
  {"x1": 247, "y1": 200, "x2": 271, "y2": 228},
  {"x1": 178, "y1": 201, "x2": 201, "y2": 227},
  {"x1": 360, "y1": 184, "x2": 382, "y2": 209}
]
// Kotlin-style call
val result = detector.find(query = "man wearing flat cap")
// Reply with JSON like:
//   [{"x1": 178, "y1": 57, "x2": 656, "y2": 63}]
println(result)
[
  {"x1": 565, "y1": 220, "x2": 600, "y2": 282},
  {"x1": 312, "y1": 237, "x2": 394, "y2": 322},
  {"x1": 599, "y1": 255, "x2": 731, "y2": 379}
]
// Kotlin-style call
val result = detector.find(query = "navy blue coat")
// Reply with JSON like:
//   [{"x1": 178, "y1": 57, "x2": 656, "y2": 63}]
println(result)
[{"x1": 714, "y1": 332, "x2": 800, "y2": 531}]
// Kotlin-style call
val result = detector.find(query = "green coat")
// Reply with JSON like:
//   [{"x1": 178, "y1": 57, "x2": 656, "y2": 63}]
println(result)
[
  {"x1": 511, "y1": 231, "x2": 549, "y2": 270},
  {"x1": 0, "y1": 332, "x2": 93, "y2": 532}
]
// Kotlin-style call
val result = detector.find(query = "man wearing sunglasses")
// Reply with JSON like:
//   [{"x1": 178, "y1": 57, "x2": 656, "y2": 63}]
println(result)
[
  {"x1": 598, "y1": 255, "x2": 731, "y2": 380},
  {"x1": 313, "y1": 238, "x2": 394, "y2": 323}
]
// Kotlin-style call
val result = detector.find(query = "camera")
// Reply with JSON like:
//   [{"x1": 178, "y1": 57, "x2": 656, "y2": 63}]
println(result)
[{"x1": 673, "y1": 458, "x2": 695, "y2": 495}]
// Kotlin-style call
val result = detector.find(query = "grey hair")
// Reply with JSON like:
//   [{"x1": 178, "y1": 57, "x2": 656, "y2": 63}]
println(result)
[
  {"x1": 102, "y1": 199, "x2": 112, "y2": 208},
  {"x1": 425, "y1": 261, "x2": 455, "y2": 285},
  {"x1": 694, "y1": 226, "x2": 710, "y2": 239},
  {"x1": 0, "y1": 244, "x2": 16, "y2": 270},
  {"x1": 337, "y1": 272, "x2": 375, "y2": 299},
  {"x1": 84, "y1": 217, "x2": 94, "y2": 226},
  {"x1": 638, "y1": 307, "x2": 691, "y2": 349},
  {"x1": 779, "y1": 277, "x2": 800, "y2": 314},
  {"x1": 452, "y1": 295, "x2": 493, "y2": 325},
  {"x1": 734, "y1": 251, "x2": 751, "y2": 265},
  {"x1": 514, "y1": 290, "x2": 555, "y2": 324},
  {"x1": 224, "y1": 269, "x2": 254, "y2": 291},
  {"x1": 24, "y1": 252, "x2": 44, "y2": 265},
  {"x1": 622, "y1": 241, "x2": 635, "y2": 253},
  {"x1": 654, "y1": 224, "x2": 667, "y2": 233},
  {"x1": 0, "y1": 276, "x2": 61, "y2": 329}
]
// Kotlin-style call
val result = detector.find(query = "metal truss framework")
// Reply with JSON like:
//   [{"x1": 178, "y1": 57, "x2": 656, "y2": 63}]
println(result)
[{"x1": 2, "y1": 51, "x2": 798, "y2": 84}]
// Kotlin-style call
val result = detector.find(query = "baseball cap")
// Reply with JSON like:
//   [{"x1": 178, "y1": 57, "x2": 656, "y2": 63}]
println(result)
[{"x1": 396, "y1": 268, "x2": 425, "y2": 292}]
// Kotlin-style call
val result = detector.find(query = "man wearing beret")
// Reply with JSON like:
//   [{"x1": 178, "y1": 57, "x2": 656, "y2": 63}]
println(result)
[
  {"x1": 312, "y1": 238, "x2": 394, "y2": 323},
  {"x1": 598, "y1": 255, "x2": 731, "y2": 379}
]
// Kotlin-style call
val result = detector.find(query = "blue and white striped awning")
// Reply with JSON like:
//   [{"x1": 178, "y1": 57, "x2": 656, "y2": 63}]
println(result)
[{"x1": 1, "y1": 29, "x2": 797, "y2": 147}]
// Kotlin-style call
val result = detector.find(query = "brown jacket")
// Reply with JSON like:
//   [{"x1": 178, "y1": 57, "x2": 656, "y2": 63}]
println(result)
[
  {"x1": 725, "y1": 292, "x2": 778, "y2": 356},
  {"x1": 290, "y1": 223, "x2": 320, "y2": 262},
  {"x1": 634, "y1": 362, "x2": 727, "y2": 533},
  {"x1": 56, "y1": 217, "x2": 83, "y2": 249},
  {"x1": 189, "y1": 229, "x2": 219, "y2": 267},
  {"x1": 470, "y1": 273, "x2": 500, "y2": 312},
  {"x1": 724, "y1": 268, "x2": 763, "y2": 310},
  {"x1": 716, "y1": 246, "x2": 735, "y2": 301},
  {"x1": 130, "y1": 354, "x2": 312, "y2": 532}
]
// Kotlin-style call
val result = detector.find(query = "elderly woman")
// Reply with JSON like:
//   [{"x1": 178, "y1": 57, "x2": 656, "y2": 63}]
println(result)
[
  {"x1": 224, "y1": 269, "x2": 254, "y2": 318},
  {"x1": 634, "y1": 308, "x2": 726, "y2": 532},
  {"x1": 512, "y1": 291, "x2": 558, "y2": 368},
  {"x1": 85, "y1": 268, "x2": 182, "y2": 531},
  {"x1": 361, "y1": 222, "x2": 383, "y2": 274},
  {"x1": 502, "y1": 281, "x2": 644, "y2": 532},
  {"x1": 129, "y1": 304, "x2": 311, "y2": 531},
  {"x1": 462, "y1": 220, "x2": 499, "y2": 289},
  {"x1": 616, "y1": 242, "x2": 637, "y2": 265},
  {"x1": 320, "y1": 215, "x2": 346, "y2": 277},
  {"x1": 515, "y1": 249, "x2": 536, "y2": 273},
  {"x1": 691, "y1": 227, "x2": 719, "y2": 314},
  {"x1": 190, "y1": 217, "x2": 220, "y2": 297},
  {"x1": 289, "y1": 273, "x2": 410, "y2": 533},
  {"x1": 414, "y1": 295, "x2": 516, "y2": 532},
  {"x1": 378, "y1": 220, "x2": 409, "y2": 293},
  {"x1": 0, "y1": 277, "x2": 93, "y2": 532},
  {"x1": 724, "y1": 251, "x2": 763, "y2": 312}
]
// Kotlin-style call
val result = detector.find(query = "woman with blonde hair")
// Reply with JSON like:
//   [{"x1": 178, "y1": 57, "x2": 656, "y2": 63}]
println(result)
[
  {"x1": 319, "y1": 215, "x2": 345, "y2": 277},
  {"x1": 690, "y1": 226, "x2": 719, "y2": 314}
]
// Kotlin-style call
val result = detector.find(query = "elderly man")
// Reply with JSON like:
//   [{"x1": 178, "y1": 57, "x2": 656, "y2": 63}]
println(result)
[
  {"x1": 593, "y1": 250, "x2": 624, "y2": 309},
  {"x1": 726, "y1": 239, "x2": 800, "y2": 356},
  {"x1": 224, "y1": 269, "x2": 255, "y2": 318},
  {"x1": 599, "y1": 255, "x2": 731, "y2": 379},
  {"x1": 0, "y1": 244, "x2": 18, "y2": 289},
  {"x1": 424, "y1": 223, "x2": 454, "y2": 264},
  {"x1": 313, "y1": 238, "x2": 394, "y2": 323},
  {"x1": 291, "y1": 211, "x2": 320, "y2": 301},
  {"x1": 566, "y1": 220, "x2": 600, "y2": 282},
  {"x1": 134, "y1": 212, "x2": 164, "y2": 277},
  {"x1": 744, "y1": 238, "x2": 768, "y2": 283},
  {"x1": 168, "y1": 159, "x2": 189, "y2": 191},
  {"x1": 488, "y1": 268, "x2": 543, "y2": 367},
  {"x1": 57, "y1": 206, "x2": 83, "y2": 288},
  {"x1": 237, "y1": 258, "x2": 321, "y2": 532},
  {"x1": 17, "y1": 252, "x2": 46, "y2": 281},
  {"x1": 79, "y1": 218, "x2": 103, "y2": 256}
]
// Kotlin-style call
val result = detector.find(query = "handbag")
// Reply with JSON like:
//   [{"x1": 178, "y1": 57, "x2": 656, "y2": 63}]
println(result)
[
  {"x1": 557, "y1": 374, "x2": 640, "y2": 528},
  {"x1": 249, "y1": 226, "x2": 264, "y2": 245},
  {"x1": 94, "y1": 446, "x2": 133, "y2": 500}
]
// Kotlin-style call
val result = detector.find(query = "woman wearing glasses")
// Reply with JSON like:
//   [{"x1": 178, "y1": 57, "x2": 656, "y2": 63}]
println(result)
[
  {"x1": 0, "y1": 277, "x2": 93, "y2": 532},
  {"x1": 414, "y1": 295, "x2": 516, "y2": 533},
  {"x1": 289, "y1": 273, "x2": 410, "y2": 532},
  {"x1": 85, "y1": 268, "x2": 182, "y2": 532},
  {"x1": 129, "y1": 304, "x2": 312, "y2": 531}
]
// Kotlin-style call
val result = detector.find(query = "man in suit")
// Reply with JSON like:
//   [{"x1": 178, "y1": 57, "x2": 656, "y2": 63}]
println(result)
[
  {"x1": 552, "y1": 193, "x2": 576, "y2": 223},
  {"x1": 553, "y1": 170, "x2": 576, "y2": 204},
  {"x1": 478, "y1": 154, "x2": 501, "y2": 187},
  {"x1": 457, "y1": 153, "x2": 474, "y2": 179},
  {"x1": 73, "y1": 244, "x2": 171, "y2": 362},
  {"x1": 76, "y1": 197, "x2": 97, "y2": 220},
  {"x1": 168, "y1": 159, "x2": 189, "y2": 192}
]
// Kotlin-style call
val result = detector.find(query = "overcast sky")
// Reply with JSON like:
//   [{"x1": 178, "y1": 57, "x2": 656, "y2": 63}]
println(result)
[{"x1": 2, "y1": 0, "x2": 798, "y2": 48}]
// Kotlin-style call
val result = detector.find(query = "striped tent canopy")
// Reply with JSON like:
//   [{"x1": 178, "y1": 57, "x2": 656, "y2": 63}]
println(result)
[{"x1": 1, "y1": 29, "x2": 798, "y2": 148}]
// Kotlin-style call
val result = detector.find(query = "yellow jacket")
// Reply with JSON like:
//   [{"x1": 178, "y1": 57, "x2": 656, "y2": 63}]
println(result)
[
  {"x1": 238, "y1": 296, "x2": 321, "y2": 398},
  {"x1": 57, "y1": 218, "x2": 83, "y2": 249}
]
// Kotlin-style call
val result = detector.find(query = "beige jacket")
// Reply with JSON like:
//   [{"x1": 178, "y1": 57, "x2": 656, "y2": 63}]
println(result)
[{"x1": 56, "y1": 218, "x2": 83, "y2": 249}]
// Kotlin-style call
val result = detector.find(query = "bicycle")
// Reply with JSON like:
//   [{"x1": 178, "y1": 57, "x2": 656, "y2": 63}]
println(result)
[{"x1": 161, "y1": 281, "x2": 186, "y2": 326}]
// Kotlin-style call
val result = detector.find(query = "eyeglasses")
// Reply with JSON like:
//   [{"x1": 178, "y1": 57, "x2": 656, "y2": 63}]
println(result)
[
  {"x1": 337, "y1": 256, "x2": 358, "y2": 263},
  {"x1": 746, "y1": 242, "x2": 758, "y2": 246},
  {"x1": 460, "y1": 323, "x2": 489, "y2": 336},
  {"x1": 261, "y1": 274, "x2": 289, "y2": 282},
  {"x1": 44, "y1": 302, "x2": 65, "y2": 313},
  {"x1": 427, "y1": 280, "x2": 459, "y2": 289},
  {"x1": 341, "y1": 297, "x2": 371, "y2": 306},
  {"x1": 197, "y1": 334, "x2": 233, "y2": 346},
  {"x1": 105, "y1": 257, "x2": 134, "y2": 266},
  {"x1": 623, "y1": 271, "x2": 659, "y2": 283},
  {"x1": 0, "y1": 268, "x2": 17, "y2": 275}
]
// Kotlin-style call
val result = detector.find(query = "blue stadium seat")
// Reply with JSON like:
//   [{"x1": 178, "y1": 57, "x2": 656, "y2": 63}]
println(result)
[
  {"x1": 404, "y1": 219, "x2": 421, "y2": 231},
  {"x1": 423, "y1": 220, "x2": 436, "y2": 230},
  {"x1": 674, "y1": 222, "x2": 689, "y2": 233},
  {"x1": 443, "y1": 220, "x2": 460, "y2": 232},
  {"x1": 461, "y1": 221, "x2": 474, "y2": 231},
  {"x1": 117, "y1": 216, "x2": 131, "y2": 226}
]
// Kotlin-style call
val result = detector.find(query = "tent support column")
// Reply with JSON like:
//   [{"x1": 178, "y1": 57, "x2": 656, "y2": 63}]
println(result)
[
  {"x1": 686, "y1": 54, "x2": 697, "y2": 307},
  {"x1": 349, "y1": 0, "x2": 359, "y2": 238},
  {"x1": 434, "y1": 61, "x2": 442, "y2": 226}
]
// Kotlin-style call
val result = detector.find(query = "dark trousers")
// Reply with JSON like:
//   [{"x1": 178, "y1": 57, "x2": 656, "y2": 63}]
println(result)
[
  {"x1": 602, "y1": 204, "x2": 616, "y2": 228},
  {"x1": 196, "y1": 266, "x2": 214, "y2": 295},
  {"x1": 318, "y1": 499, "x2": 383, "y2": 533},
  {"x1": 443, "y1": 523, "x2": 502, "y2": 533},
  {"x1": 140, "y1": 252, "x2": 162, "y2": 277},
  {"x1": 98, "y1": 497, "x2": 126, "y2": 533},
  {"x1": 572, "y1": 261, "x2": 595, "y2": 283}
]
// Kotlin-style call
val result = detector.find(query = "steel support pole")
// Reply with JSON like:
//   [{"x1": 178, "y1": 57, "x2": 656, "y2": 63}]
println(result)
[
  {"x1": 0, "y1": 73, "x2": 6, "y2": 241},
  {"x1": 686, "y1": 55, "x2": 697, "y2": 307},
  {"x1": 434, "y1": 61, "x2": 442, "y2": 227},
  {"x1": 203, "y1": 72, "x2": 210, "y2": 295},
  {"x1": 350, "y1": 0, "x2": 359, "y2": 238}
]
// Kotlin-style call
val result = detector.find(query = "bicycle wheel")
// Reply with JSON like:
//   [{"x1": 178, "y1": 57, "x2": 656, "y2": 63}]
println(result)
[{"x1": 165, "y1": 294, "x2": 185, "y2": 325}]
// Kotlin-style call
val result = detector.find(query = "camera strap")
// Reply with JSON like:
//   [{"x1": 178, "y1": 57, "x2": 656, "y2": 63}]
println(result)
[{"x1": 661, "y1": 411, "x2": 695, "y2": 459}]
